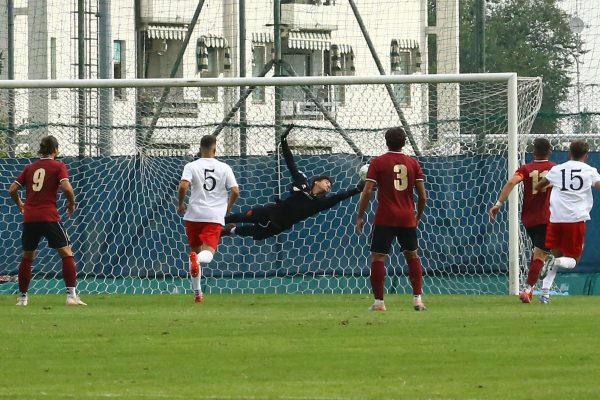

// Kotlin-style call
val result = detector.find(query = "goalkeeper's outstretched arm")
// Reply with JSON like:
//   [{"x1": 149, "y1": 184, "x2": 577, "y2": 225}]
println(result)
[
  {"x1": 280, "y1": 124, "x2": 309, "y2": 190},
  {"x1": 317, "y1": 183, "x2": 364, "y2": 211}
]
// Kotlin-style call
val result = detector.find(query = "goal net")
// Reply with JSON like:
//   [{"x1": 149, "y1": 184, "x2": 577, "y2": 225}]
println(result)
[{"x1": 0, "y1": 74, "x2": 542, "y2": 295}]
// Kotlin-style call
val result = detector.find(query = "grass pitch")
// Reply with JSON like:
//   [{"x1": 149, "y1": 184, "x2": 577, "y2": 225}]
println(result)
[{"x1": 1, "y1": 294, "x2": 599, "y2": 400}]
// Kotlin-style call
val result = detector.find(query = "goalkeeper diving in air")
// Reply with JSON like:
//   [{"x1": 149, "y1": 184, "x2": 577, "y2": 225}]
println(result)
[{"x1": 221, "y1": 125, "x2": 364, "y2": 240}]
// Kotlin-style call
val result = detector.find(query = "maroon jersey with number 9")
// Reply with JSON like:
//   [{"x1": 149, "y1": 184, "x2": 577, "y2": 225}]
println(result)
[
  {"x1": 15, "y1": 158, "x2": 69, "y2": 223},
  {"x1": 515, "y1": 160, "x2": 556, "y2": 228},
  {"x1": 366, "y1": 151, "x2": 424, "y2": 228}
]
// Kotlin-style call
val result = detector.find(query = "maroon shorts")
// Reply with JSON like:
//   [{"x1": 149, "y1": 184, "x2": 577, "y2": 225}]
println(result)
[
  {"x1": 185, "y1": 221, "x2": 222, "y2": 250},
  {"x1": 545, "y1": 221, "x2": 586, "y2": 258}
]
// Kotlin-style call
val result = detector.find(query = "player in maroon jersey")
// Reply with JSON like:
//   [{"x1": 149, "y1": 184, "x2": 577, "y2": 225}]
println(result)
[
  {"x1": 356, "y1": 127, "x2": 427, "y2": 311},
  {"x1": 8, "y1": 136, "x2": 86, "y2": 306},
  {"x1": 489, "y1": 137, "x2": 555, "y2": 303}
]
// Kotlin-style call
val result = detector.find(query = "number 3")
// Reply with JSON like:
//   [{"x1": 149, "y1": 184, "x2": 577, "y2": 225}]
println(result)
[
  {"x1": 32, "y1": 168, "x2": 46, "y2": 192},
  {"x1": 394, "y1": 164, "x2": 408, "y2": 191}
]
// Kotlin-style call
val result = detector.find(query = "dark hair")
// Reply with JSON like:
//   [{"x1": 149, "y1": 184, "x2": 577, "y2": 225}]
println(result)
[
  {"x1": 38, "y1": 135, "x2": 59, "y2": 156},
  {"x1": 385, "y1": 127, "x2": 406, "y2": 151},
  {"x1": 312, "y1": 175, "x2": 332, "y2": 186},
  {"x1": 570, "y1": 140, "x2": 589, "y2": 160},
  {"x1": 532, "y1": 138, "x2": 551, "y2": 157},
  {"x1": 200, "y1": 135, "x2": 217, "y2": 150}
]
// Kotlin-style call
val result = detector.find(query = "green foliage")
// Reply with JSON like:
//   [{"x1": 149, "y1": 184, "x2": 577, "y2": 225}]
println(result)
[{"x1": 460, "y1": 0, "x2": 581, "y2": 134}]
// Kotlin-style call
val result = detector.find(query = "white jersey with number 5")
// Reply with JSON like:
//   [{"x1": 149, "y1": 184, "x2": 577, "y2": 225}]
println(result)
[
  {"x1": 545, "y1": 160, "x2": 600, "y2": 223},
  {"x1": 181, "y1": 158, "x2": 238, "y2": 224}
]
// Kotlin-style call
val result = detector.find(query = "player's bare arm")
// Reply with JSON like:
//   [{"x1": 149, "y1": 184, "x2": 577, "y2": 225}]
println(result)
[
  {"x1": 60, "y1": 180, "x2": 77, "y2": 217},
  {"x1": 415, "y1": 180, "x2": 426, "y2": 225},
  {"x1": 227, "y1": 186, "x2": 240, "y2": 214},
  {"x1": 534, "y1": 177, "x2": 551, "y2": 193},
  {"x1": 177, "y1": 180, "x2": 190, "y2": 214},
  {"x1": 356, "y1": 180, "x2": 376, "y2": 233},
  {"x1": 489, "y1": 174, "x2": 523, "y2": 221},
  {"x1": 8, "y1": 182, "x2": 24, "y2": 214}
]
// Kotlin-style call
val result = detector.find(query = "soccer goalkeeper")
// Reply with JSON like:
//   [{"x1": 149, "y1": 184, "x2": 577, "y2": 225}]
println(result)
[{"x1": 221, "y1": 125, "x2": 364, "y2": 240}]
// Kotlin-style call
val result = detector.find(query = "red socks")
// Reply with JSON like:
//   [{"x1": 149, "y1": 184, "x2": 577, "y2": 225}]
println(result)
[
  {"x1": 407, "y1": 257, "x2": 423, "y2": 295},
  {"x1": 527, "y1": 258, "x2": 544, "y2": 287},
  {"x1": 18, "y1": 258, "x2": 33, "y2": 294},
  {"x1": 370, "y1": 260, "x2": 386, "y2": 300},
  {"x1": 61, "y1": 256, "x2": 77, "y2": 288}
]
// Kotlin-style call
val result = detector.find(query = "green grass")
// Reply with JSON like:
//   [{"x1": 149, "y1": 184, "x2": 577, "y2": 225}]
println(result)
[{"x1": 1, "y1": 294, "x2": 599, "y2": 400}]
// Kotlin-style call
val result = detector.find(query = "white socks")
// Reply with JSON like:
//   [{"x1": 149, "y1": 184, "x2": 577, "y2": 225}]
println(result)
[
  {"x1": 542, "y1": 257, "x2": 577, "y2": 290},
  {"x1": 554, "y1": 257, "x2": 576, "y2": 269},
  {"x1": 67, "y1": 287, "x2": 77, "y2": 297},
  {"x1": 198, "y1": 250, "x2": 214, "y2": 264}
]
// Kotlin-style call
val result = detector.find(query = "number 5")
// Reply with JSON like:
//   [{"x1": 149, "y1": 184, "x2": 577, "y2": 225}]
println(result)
[{"x1": 203, "y1": 169, "x2": 216, "y2": 191}]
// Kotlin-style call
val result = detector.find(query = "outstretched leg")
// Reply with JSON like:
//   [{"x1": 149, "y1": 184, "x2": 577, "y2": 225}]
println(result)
[
  {"x1": 225, "y1": 205, "x2": 274, "y2": 224},
  {"x1": 227, "y1": 223, "x2": 281, "y2": 241}
]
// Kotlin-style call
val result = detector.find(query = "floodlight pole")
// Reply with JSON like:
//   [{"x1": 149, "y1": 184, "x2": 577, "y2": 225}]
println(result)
[
  {"x1": 239, "y1": 0, "x2": 248, "y2": 155},
  {"x1": 98, "y1": 0, "x2": 113, "y2": 156},
  {"x1": 77, "y1": 0, "x2": 86, "y2": 157},
  {"x1": 7, "y1": 0, "x2": 15, "y2": 157},
  {"x1": 273, "y1": 0, "x2": 283, "y2": 146}
]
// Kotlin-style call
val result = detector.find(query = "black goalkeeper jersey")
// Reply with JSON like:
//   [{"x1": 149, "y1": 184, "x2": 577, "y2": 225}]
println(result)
[
  {"x1": 224, "y1": 133, "x2": 362, "y2": 240},
  {"x1": 269, "y1": 186, "x2": 362, "y2": 231}
]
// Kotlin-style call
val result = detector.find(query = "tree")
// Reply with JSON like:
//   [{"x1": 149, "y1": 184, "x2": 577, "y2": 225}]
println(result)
[{"x1": 460, "y1": 0, "x2": 581, "y2": 134}]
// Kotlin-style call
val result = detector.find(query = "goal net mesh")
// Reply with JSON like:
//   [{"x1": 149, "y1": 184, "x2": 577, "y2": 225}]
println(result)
[{"x1": 0, "y1": 77, "x2": 542, "y2": 295}]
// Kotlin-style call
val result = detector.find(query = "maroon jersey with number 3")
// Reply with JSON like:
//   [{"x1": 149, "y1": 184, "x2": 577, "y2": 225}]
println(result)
[
  {"x1": 15, "y1": 158, "x2": 69, "y2": 223},
  {"x1": 515, "y1": 159, "x2": 556, "y2": 228},
  {"x1": 366, "y1": 151, "x2": 424, "y2": 228}
]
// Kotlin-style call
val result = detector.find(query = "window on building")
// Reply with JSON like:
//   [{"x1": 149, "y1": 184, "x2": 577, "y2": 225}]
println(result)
[
  {"x1": 280, "y1": 31, "x2": 332, "y2": 118},
  {"x1": 390, "y1": 39, "x2": 421, "y2": 106},
  {"x1": 330, "y1": 44, "x2": 355, "y2": 104},
  {"x1": 391, "y1": 51, "x2": 410, "y2": 104},
  {"x1": 282, "y1": 52, "x2": 311, "y2": 102},
  {"x1": 252, "y1": 45, "x2": 266, "y2": 103},
  {"x1": 113, "y1": 40, "x2": 125, "y2": 99},
  {"x1": 196, "y1": 35, "x2": 230, "y2": 101}
]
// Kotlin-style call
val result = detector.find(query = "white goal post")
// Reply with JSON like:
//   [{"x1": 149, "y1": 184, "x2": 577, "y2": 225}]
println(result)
[{"x1": 0, "y1": 73, "x2": 542, "y2": 296}]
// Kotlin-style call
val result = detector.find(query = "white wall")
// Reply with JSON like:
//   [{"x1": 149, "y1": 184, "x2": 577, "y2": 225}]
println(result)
[{"x1": 2, "y1": 0, "x2": 458, "y2": 157}]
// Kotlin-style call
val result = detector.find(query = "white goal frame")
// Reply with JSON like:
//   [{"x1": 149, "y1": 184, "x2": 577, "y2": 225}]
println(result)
[{"x1": 0, "y1": 73, "x2": 522, "y2": 294}]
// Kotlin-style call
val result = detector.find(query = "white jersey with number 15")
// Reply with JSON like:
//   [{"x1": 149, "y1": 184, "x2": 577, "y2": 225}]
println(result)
[
  {"x1": 181, "y1": 158, "x2": 238, "y2": 224},
  {"x1": 545, "y1": 160, "x2": 600, "y2": 223}
]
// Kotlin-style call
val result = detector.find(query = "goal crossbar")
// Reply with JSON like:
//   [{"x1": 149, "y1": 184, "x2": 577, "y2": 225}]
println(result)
[{"x1": 0, "y1": 73, "x2": 518, "y2": 88}]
